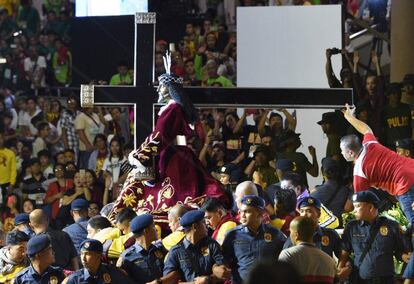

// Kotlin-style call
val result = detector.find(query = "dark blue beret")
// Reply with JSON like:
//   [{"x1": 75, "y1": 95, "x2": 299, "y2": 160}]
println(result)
[
  {"x1": 298, "y1": 196, "x2": 321, "y2": 210},
  {"x1": 80, "y1": 239, "x2": 103, "y2": 253},
  {"x1": 14, "y1": 213, "x2": 30, "y2": 225},
  {"x1": 6, "y1": 230, "x2": 30, "y2": 246},
  {"x1": 27, "y1": 234, "x2": 51, "y2": 257},
  {"x1": 395, "y1": 138, "x2": 414, "y2": 151},
  {"x1": 241, "y1": 195, "x2": 265, "y2": 210},
  {"x1": 130, "y1": 214, "x2": 154, "y2": 234},
  {"x1": 180, "y1": 210, "x2": 205, "y2": 229},
  {"x1": 71, "y1": 199, "x2": 89, "y2": 211},
  {"x1": 276, "y1": 159, "x2": 294, "y2": 172},
  {"x1": 352, "y1": 191, "x2": 380, "y2": 207}
]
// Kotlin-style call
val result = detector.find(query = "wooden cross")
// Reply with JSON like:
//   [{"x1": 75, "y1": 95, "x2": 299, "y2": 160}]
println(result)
[{"x1": 80, "y1": 12, "x2": 353, "y2": 147}]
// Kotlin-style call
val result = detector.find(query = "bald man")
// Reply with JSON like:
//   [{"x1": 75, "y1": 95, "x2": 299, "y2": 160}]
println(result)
[
  {"x1": 279, "y1": 216, "x2": 336, "y2": 283},
  {"x1": 234, "y1": 181, "x2": 274, "y2": 216},
  {"x1": 162, "y1": 204, "x2": 187, "y2": 250},
  {"x1": 29, "y1": 209, "x2": 79, "y2": 270}
]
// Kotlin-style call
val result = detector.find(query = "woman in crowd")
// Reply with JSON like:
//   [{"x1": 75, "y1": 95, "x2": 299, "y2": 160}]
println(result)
[
  {"x1": 1, "y1": 194, "x2": 20, "y2": 232},
  {"x1": 22, "y1": 199, "x2": 35, "y2": 214},
  {"x1": 85, "y1": 169, "x2": 102, "y2": 206},
  {"x1": 88, "y1": 134, "x2": 108, "y2": 178}
]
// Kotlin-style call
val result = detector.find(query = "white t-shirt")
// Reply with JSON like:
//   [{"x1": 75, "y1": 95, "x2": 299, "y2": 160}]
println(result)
[
  {"x1": 24, "y1": 55, "x2": 47, "y2": 88},
  {"x1": 19, "y1": 108, "x2": 42, "y2": 136},
  {"x1": 102, "y1": 156, "x2": 127, "y2": 183}
]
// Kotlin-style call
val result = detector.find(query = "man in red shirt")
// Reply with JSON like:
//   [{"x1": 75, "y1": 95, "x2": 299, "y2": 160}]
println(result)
[{"x1": 340, "y1": 103, "x2": 414, "y2": 225}]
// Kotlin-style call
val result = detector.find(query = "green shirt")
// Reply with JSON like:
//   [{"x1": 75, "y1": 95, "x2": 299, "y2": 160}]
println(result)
[
  {"x1": 110, "y1": 73, "x2": 133, "y2": 85},
  {"x1": 207, "y1": 76, "x2": 234, "y2": 87}
]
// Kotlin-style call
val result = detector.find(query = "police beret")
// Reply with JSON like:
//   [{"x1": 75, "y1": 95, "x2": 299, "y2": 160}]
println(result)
[
  {"x1": 276, "y1": 159, "x2": 294, "y2": 172},
  {"x1": 395, "y1": 138, "x2": 414, "y2": 151},
  {"x1": 180, "y1": 210, "x2": 205, "y2": 229},
  {"x1": 219, "y1": 163, "x2": 237, "y2": 175},
  {"x1": 80, "y1": 239, "x2": 103, "y2": 253},
  {"x1": 352, "y1": 191, "x2": 380, "y2": 207},
  {"x1": 130, "y1": 214, "x2": 154, "y2": 234},
  {"x1": 298, "y1": 197, "x2": 322, "y2": 210},
  {"x1": 14, "y1": 213, "x2": 30, "y2": 225},
  {"x1": 71, "y1": 199, "x2": 89, "y2": 211},
  {"x1": 27, "y1": 234, "x2": 51, "y2": 257},
  {"x1": 241, "y1": 195, "x2": 265, "y2": 210},
  {"x1": 6, "y1": 230, "x2": 30, "y2": 246}
]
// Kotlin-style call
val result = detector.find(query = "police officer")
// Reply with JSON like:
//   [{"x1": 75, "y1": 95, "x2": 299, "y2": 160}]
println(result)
[
  {"x1": 118, "y1": 214, "x2": 166, "y2": 283},
  {"x1": 162, "y1": 210, "x2": 231, "y2": 283},
  {"x1": 222, "y1": 195, "x2": 287, "y2": 284},
  {"x1": 0, "y1": 231, "x2": 30, "y2": 283},
  {"x1": 338, "y1": 191, "x2": 410, "y2": 284},
  {"x1": 66, "y1": 239, "x2": 135, "y2": 284},
  {"x1": 63, "y1": 199, "x2": 89, "y2": 254},
  {"x1": 14, "y1": 234, "x2": 65, "y2": 284},
  {"x1": 395, "y1": 138, "x2": 414, "y2": 158},
  {"x1": 283, "y1": 196, "x2": 341, "y2": 258},
  {"x1": 13, "y1": 213, "x2": 35, "y2": 237}
]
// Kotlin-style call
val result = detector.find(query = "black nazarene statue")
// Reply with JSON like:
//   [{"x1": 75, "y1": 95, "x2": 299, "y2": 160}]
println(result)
[{"x1": 108, "y1": 52, "x2": 229, "y2": 227}]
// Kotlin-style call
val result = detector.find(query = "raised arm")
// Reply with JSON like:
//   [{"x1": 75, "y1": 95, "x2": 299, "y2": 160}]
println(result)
[{"x1": 342, "y1": 104, "x2": 373, "y2": 135}]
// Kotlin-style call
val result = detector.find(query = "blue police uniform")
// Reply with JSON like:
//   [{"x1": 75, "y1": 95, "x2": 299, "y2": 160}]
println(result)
[
  {"x1": 120, "y1": 242, "x2": 166, "y2": 283},
  {"x1": 63, "y1": 217, "x2": 89, "y2": 254},
  {"x1": 14, "y1": 265, "x2": 65, "y2": 284},
  {"x1": 283, "y1": 226, "x2": 341, "y2": 258},
  {"x1": 66, "y1": 263, "x2": 135, "y2": 284},
  {"x1": 222, "y1": 224, "x2": 286, "y2": 284},
  {"x1": 164, "y1": 236, "x2": 225, "y2": 281},
  {"x1": 342, "y1": 216, "x2": 407, "y2": 283},
  {"x1": 403, "y1": 249, "x2": 414, "y2": 279}
]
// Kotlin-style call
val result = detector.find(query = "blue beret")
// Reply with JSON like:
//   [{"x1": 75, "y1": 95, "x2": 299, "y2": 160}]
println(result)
[
  {"x1": 14, "y1": 213, "x2": 30, "y2": 225},
  {"x1": 6, "y1": 231, "x2": 30, "y2": 246},
  {"x1": 298, "y1": 197, "x2": 321, "y2": 210},
  {"x1": 80, "y1": 239, "x2": 103, "y2": 253},
  {"x1": 180, "y1": 210, "x2": 205, "y2": 229},
  {"x1": 130, "y1": 214, "x2": 154, "y2": 234},
  {"x1": 276, "y1": 159, "x2": 294, "y2": 171},
  {"x1": 71, "y1": 199, "x2": 89, "y2": 211},
  {"x1": 352, "y1": 191, "x2": 380, "y2": 207},
  {"x1": 241, "y1": 195, "x2": 265, "y2": 210},
  {"x1": 395, "y1": 138, "x2": 414, "y2": 151},
  {"x1": 27, "y1": 234, "x2": 51, "y2": 257}
]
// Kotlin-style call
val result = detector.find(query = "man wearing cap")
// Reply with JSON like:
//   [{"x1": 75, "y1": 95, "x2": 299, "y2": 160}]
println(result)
[
  {"x1": 222, "y1": 195, "x2": 286, "y2": 284},
  {"x1": 395, "y1": 138, "x2": 414, "y2": 158},
  {"x1": 63, "y1": 199, "x2": 90, "y2": 254},
  {"x1": 337, "y1": 191, "x2": 409, "y2": 283},
  {"x1": 283, "y1": 197, "x2": 341, "y2": 259},
  {"x1": 0, "y1": 231, "x2": 30, "y2": 283},
  {"x1": 118, "y1": 214, "x2": 166, "y2": 283},
  {"x1": 382, "y1": 83, "x2": 412, "y2": 149},
  {"x1": 66, "y1": 239, "x2": 135, "y2": 284},
  {"x1": 163, "y1": 210, "x2": 231, "y2": 283},
  {"x1": 342, "y1": 103, "x2": 414, "y2": 226},
  {"x1": 14, "y1": 234, "x2": 65, "y2": 284},
  {"x1": 201, "y1": 198, "x2": 237, "y2": 245},
  {"x1": 317, "y1": 111, "x2": 342, "y2": 160},
  {"x1": 14, "y1": 213, "x2": 35, "y2": 237}
]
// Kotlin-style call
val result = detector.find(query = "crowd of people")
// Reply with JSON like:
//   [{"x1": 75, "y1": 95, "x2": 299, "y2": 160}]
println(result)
[{"x1": 0, "y1": 0, "x2": 413, "y2": 283}]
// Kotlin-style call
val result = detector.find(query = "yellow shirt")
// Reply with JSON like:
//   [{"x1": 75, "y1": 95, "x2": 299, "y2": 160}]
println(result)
[
  {"x1": 0, "y1": 148, "x2": 17, "y2": 185},
  {"x1": 0, "y1": 0, "x2": 19, "y2": 15},
  {"x1": 162, "y1": 231, "x2": 185, "y2": 251},
  {"x1": 216, "y1": 221, "x2": 237, "y2": 245},
  {"x1": 0, "y1": 264, "x2": 26, "y2": 283}
]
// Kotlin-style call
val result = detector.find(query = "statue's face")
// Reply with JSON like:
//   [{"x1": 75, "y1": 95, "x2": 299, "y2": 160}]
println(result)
[{"x1": 157, "y1": 84, "x2": 169, "y2": 103}]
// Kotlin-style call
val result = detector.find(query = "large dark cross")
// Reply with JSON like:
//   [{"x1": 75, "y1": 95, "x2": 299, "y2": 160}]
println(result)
[{"x1": 80, "y1": 12, "x2": 353, "y2": 147}]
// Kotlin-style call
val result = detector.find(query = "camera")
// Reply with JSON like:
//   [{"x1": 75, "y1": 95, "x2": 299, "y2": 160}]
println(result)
[{"x1": 330, "y1": 48, "x2": 342, "y2": 55}]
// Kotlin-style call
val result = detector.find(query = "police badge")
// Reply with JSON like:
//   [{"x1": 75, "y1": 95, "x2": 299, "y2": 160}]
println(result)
[
  {"x1": 321, "y1": 235, "x2": 330, "y2": 246},
  {"x1": 264, "y1": 232, "x2": 272, "y2": 242},
  {"x1": 380, "y1": 225, "x2": 388, "y2": 236},
  {"x1": 103, "y1": 273, "x2": 112, "y2": 283},
  {"x1": 49, "y1": 276, "x2": 58, "y2": 284}
]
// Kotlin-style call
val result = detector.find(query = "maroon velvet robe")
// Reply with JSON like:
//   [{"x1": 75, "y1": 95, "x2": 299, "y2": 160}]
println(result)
[{"x1": 109, "y1": 102, "x2": 229, "y2": 227}]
